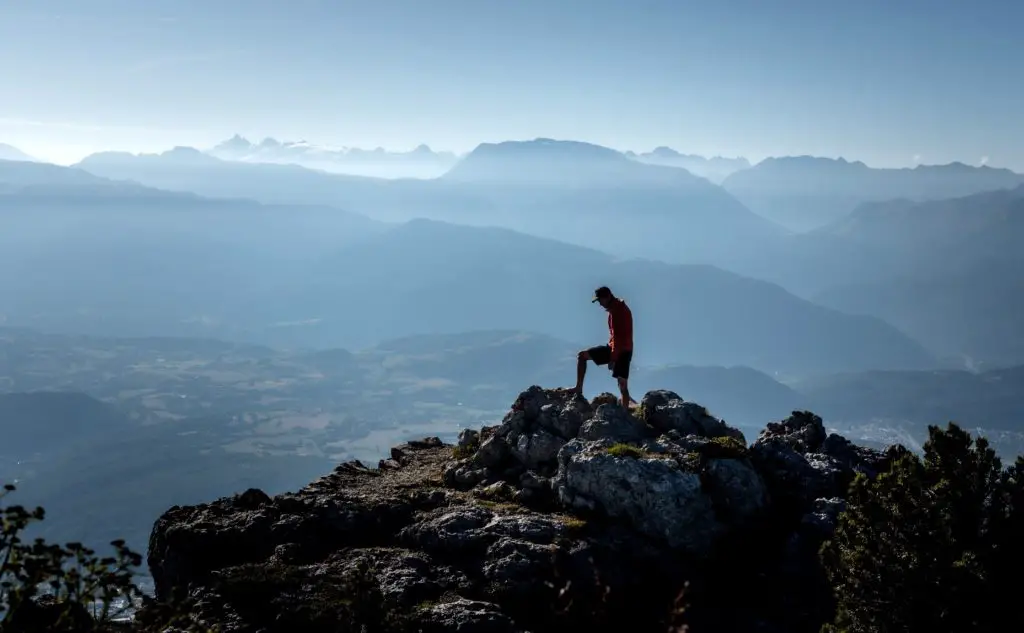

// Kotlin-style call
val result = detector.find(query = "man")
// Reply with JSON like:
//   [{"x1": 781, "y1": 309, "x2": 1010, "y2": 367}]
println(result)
[{"x1": 569, "y1": 286, "x2": 635, "y2": 408}]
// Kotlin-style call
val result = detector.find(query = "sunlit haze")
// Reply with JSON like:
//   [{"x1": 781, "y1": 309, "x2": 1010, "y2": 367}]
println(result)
[{"x1": 2, "y1": 0, "x2": 1022, "y2": 167}]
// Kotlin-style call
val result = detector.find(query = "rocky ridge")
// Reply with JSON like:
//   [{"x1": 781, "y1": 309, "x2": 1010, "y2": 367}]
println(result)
[{"x1": 145, "y1": 387, "x2": 895, "y2": 633}]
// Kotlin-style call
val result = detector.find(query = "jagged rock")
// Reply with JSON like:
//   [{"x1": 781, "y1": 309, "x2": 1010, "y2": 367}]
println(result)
[
  {"x1": 553, "y1": 438, "x2": 723, "y2": 554},
  {"x1": 143, "y1": 386, "x2": 895, "y2": 633},
  {"x1": 375, "y1": 553, "x2": 451, "y2": 606},
  {"x1": 640, "y1": 390, "x2": 746, "y2": 442},
  {"x1": 474, "y1": 481, "x2": 518, "y2": 502},
  {"x1": 419, "y1": 598, "x2": 518, "y2": 633},
  {"x1": 536, "y1": 400, "x2": 589, "y2": 440},
  {"x1": 458, "y1": 428, "x2": 481, "y2": 452},
  {"x1": 799, "y1": 497, "x2": 847, "y2": 539},
  {"x1": 590, "y1": 392, "x2": 619, "y2": 408},
  {"x1": 519, "y1": 470, "x2": 548, "y2": 491},
  {"x1": 399, "y1": 506, "x2": 500, "y2": 555},
  {"x1": 704, "y1": 457, "x2": 769, "y2": 522},
  {"x1": 821, "y1": 433, "x2": 892, "y2": 477},
  {"x1": 749, "y1": 411, "x2": 887, "y2": 508},
  {"x1": 234, "y1": 487, "x2": 271, "y2": 509},
  {"x1": 510, "y1": 428, "x2": 566, "y2": 470},
  {"x1": 443, "y1": 460, "x2": 489, "y2": 489},
  {"x1": 478, "y1": 435, "x2": 511, "y2": 468},
  {"x1": 577, "y1": 402, "x2": 648, "y2": 442},
  {"x1": 509, "y1": 386, "x2": 592, "y2": 440},
  {"x1": 760, "y1": 411, "x2": 827, "y2": 452},
  {"x1": 749, "y1": 437, "x2": 844, "y2": 507},
  {"x1": 446, "y1": 387, "x2": 597, "y2": 488}
]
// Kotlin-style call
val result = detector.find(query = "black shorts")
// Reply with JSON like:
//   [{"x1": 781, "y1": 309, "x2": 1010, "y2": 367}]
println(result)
[{"x1": 586, "y1": 345, "x2": 633, "y2": 380}]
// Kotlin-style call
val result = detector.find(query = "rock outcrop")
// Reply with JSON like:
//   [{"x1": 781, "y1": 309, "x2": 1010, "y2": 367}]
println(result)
[{"x1": 144, "y1": 387, "x2": 895, "y2": 633}]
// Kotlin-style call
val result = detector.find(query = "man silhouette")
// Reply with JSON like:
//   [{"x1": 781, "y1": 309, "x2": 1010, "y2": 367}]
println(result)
[{"x1": 569, "y1": 286, "x2": 635, "y2": 408}]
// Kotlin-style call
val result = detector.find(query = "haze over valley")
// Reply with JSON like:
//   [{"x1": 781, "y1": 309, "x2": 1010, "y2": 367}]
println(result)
[{"x1": 4, "y1": 136, "x2": 1023, "y2": 559}]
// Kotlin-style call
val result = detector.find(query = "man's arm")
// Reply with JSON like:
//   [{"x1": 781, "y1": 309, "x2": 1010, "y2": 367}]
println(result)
[
  {"x1": 610, "y1": 304, "x2": 632, "y2": 362},
  {"x1": 608, "y1": 304, "x2": 623, "y2": 362}
]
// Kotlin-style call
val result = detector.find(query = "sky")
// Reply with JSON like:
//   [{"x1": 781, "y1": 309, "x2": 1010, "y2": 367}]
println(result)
[{"x1": 1, "y1": 0, "x2": 1022, "y2": 168}]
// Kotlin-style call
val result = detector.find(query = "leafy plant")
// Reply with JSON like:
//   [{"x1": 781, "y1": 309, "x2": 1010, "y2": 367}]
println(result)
[
  {"x1": 820, "y1": 423, "x2": 1024, "y2": 633},
  {"x1": 1, "y1": 482, "x2": 148, "y2": 630}
]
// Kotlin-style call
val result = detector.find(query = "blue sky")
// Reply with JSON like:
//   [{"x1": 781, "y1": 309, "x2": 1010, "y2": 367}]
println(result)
[{"x1": 1, "y1": 0, "x2": 1021, "y2": 168}]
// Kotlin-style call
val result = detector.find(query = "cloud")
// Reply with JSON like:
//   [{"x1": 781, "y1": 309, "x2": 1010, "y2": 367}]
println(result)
[
  {"x1": 912, "y1": 153, "x2": 922, "y2": 163},
  {"x1": 980, "y1": 156, "x2": 989, "y2": 166}
]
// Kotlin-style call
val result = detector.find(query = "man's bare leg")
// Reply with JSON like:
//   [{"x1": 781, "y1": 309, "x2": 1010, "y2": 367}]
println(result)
[
  {"x1": 618, "y1": 377, "x2": 633, "y2": 409},
  {"x1": 569, "y1": 350, "x2": 588, "y2": 396}
]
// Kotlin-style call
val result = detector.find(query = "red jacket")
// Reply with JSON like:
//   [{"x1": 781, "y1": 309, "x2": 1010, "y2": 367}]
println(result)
[{"x1": 607, "y1": 298, "x2": 633, "y2": 356}]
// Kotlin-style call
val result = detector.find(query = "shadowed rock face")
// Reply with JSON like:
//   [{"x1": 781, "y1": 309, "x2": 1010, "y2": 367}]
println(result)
[{"x1": 145, "y1": 387, "x2": 895, "y2": 633}]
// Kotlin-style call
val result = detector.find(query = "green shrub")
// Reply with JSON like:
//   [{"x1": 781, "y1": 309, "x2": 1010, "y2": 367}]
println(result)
[
  {"x1": 704, "y1": 436, "x2": 748, "y2": 459},
  {"x1": 821, "y1": 423, "x2": 1024, "y2": 633},
  {"x1": 605, "y1": 443, "x2": 645, "y2": 459},
  {"x1": 1, "y1": 483, "x2": 146, "y2": 630},
  {"x1": 0, "y1": 482, "x2": 212, "y2": 632}
]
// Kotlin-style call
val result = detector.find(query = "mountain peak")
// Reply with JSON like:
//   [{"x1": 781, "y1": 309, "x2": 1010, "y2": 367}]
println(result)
[
  {"x1": 629, "y1": 149, "x2": 752, "y2": 183},
  {"x1": 214, "y1": 134, "x2": 254, "y2": 152},
  {"x1": 651, "y1": 146, "x2": 682, "y2": 158},
  {"x1": 755, "y1": 155, "x2": 869, "y2": 170},
  {"x1": 0, "y1": 143, "x2": 38, "y2": 163},
  {"x1": 443, "y1": 138, "x2": 632, "y2": 184},
  {"x1": 204, "y1": 136, "x2": 459, "y2": 177},
  {"x1": 159, "y1": 146, "x2": 222, "y2": 165}
]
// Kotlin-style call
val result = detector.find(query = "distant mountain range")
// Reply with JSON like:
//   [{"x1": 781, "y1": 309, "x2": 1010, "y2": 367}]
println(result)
[
  {"x1": 8, "y1": 138, "x2": 1024, "y2": 369},
  {"x1": 0, "y1": 156, "x2": 934, "y2": 376},
  {"x1": 738, "y1": 184, "x2": 1024, "y2": 289},
  {"x1": 722, "y1": 156, "x2": 1024, "y2": 231},
  {"x1": 726, "y1": 185, "x2": 1024, "y2": 366},
  {"x1": 206, "y1": 135, "x2": 460, "y2": 178},
  {"x1": 203, "y1": 135, "x2": 756, "y2": 183},
  {"x1": 625, "y1": 147, "x2": 751, "y2": 183},
  {"x1": 75, "y1": 139, "x2": 787, "y2": 267}
]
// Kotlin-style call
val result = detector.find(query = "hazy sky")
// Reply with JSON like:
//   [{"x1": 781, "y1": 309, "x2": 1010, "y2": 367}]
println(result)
[{"x1": 1, "y1": 0, "x2": 1022, "y2": 168}]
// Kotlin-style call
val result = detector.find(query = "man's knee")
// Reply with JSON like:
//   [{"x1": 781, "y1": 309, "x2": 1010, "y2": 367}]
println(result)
[
  {"x1": 577, "y1": 350, "x2": 590, "y2": 362},
  {"x1": 617, "y1": 377, "x2": 629, "y2": 390}
]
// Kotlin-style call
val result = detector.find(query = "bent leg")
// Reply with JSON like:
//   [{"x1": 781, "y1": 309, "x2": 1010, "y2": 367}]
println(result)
[{"x1": 570, "y1": 350, "x2": 590, "y2": 394}]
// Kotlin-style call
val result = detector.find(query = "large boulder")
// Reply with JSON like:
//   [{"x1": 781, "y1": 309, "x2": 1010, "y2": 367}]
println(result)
[
  {"x1": 443, "y1": 387, "x2": 596, "y2": 490},
  {"x1": 553, "y1": 432, "x2": 768, "y2": 555},
  {"x1": 639, "y1": 390, "x2": 747, "y2": 443},
  {"x1": 553, "y1": 438, "x2": 721, "y2": 553},
  {"x1": 577, "y1": 402, "x2": 649, "y2": 442},
  {"x1": 749, "y1": 411, "x2": 891, "y2": 509},
  {"x1": 446, "y1": 387, "x2": 766, "y2": 555}
]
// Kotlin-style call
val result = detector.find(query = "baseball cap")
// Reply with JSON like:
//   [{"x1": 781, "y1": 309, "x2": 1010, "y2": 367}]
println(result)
[{"x1": 591, "y1": 286, "x2": 612, "y2": 303}]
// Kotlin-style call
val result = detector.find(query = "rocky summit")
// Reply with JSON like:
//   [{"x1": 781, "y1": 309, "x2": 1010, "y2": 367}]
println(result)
[{"x1": 145, "y1": 387, "x2": 895, "y2": 633}]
